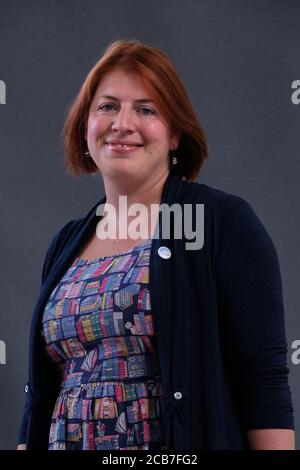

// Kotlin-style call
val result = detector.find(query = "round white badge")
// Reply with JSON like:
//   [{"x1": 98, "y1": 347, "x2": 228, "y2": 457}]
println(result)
[{"x1": 158, "y1": 246, "x2": 172, "y2": 259}]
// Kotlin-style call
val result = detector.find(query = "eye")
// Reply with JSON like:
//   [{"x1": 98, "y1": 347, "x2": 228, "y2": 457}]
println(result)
[
  {"x1": 97, "y1": 103, "x2": 156, "y2": 115},
  {"x1": 97, "y1": 103, "x2": 116, "y2": 111},
  {"x1": 138, "y1": 107, "x2": 156, "y2": 115}
]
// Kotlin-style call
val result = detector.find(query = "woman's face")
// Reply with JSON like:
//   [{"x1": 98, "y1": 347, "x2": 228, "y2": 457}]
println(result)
[{"x1": 85, "y1": 68, "x2": 180, "y2": 180}]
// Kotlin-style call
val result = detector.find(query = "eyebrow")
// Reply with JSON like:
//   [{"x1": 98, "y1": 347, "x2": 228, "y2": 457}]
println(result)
[{"x1": 99, "y1": 95, "x2": 155, "y2": 104}]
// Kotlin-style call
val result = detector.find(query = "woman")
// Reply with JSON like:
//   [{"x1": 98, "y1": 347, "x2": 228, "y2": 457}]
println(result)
[{"x1": 17, "y1": 39, "x2": 295, "y2": 450}]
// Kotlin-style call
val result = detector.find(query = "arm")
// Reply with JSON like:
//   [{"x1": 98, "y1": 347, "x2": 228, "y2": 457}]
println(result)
[
  {"x1": 247, "y1": 429, "x2": 295, "y2": 450},
  {"x1": 16, "y1": 219, "x2": 77, "y2": 449},
  {"x1": 215, "y1": 198, "x2": 295, "y2": 446},
  {"x1": 17, "y1": 382, "x2": 31, "y2": 450}
]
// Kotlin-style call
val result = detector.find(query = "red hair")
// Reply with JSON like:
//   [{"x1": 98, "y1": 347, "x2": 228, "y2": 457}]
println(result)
[{"x1": 62, "y1": 39, "x2": 208, "y2": 181}]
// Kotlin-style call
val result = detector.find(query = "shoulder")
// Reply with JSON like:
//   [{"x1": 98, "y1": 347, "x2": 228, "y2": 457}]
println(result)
[
  {"x1": 41, "y1": 218, "x2": 82, "y2": 284},
  {"x1": 181, "y1": 178, "x2": 255, "y2": 222},
  {"x1": 44, "y1": 197, "x2": 104, "y2": 260},
  {"x1": 179, "y1": 179, "x2": 275, "y2": 257},
  {"x1": 41, "y1": 197, "x2": 105, "y2": 284},
  {"x1": 47, "y1": 218, "x2": 82, "y2": 254}
]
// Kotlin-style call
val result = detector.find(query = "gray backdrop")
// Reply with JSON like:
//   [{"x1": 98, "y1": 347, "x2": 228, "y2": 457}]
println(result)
[{"x1": 0, "y1": 0, "x2": 299, "y2": 450}]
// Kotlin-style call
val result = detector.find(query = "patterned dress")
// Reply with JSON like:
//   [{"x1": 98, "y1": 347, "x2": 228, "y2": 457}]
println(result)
[{"x1": 41, "y1": 237, "x2": 167, "y2": 450}]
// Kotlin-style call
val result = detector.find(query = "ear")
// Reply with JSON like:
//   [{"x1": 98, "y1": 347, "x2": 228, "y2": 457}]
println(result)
[{"x1": 171, "y1": 131, "x2": 181, "y2": 151}]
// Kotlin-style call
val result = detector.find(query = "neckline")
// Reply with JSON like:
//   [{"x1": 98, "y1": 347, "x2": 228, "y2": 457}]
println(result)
[{"x1": 72, "y1": 237, "x2": 152, "y2": 265}]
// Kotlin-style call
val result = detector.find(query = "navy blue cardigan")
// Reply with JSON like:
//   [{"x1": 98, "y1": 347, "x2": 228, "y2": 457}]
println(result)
[{"x1": 18, "y1": 170, "x2": 295, "y2": 449}]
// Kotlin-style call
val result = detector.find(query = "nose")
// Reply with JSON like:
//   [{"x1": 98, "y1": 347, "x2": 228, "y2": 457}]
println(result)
[{"x1": 111, "y1": 106, "x2": 135, "y2": 133}]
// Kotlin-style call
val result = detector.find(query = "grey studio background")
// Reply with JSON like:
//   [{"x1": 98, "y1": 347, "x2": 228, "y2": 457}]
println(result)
[{"x1": 0, "y1": 0, "x2": 299, "y2": 450}]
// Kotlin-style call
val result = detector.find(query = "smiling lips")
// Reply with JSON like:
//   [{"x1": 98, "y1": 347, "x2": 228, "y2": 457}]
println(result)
[{"x1": 105, "y1": 141, "x2": 143, "y2": 153}]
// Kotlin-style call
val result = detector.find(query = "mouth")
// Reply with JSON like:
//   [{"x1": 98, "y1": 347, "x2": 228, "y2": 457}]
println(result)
[
  {"x1": 105, "y1": 142, "x2": 143, "y2": 148},
  {"x1": 105, "y1": 142, "x2": 144, "y2": 153}
]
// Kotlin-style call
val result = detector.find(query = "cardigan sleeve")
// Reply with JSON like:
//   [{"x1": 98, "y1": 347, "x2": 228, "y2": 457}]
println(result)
[
  {"x1": 17, "y1": 219, "x2": 79, "y2": 445},
  {"x1": 17, "y1": 382, "x2": 32, "y2": 445},
  {"x1": 215, "y1": 198, "x2": 295, "y2": 430}
]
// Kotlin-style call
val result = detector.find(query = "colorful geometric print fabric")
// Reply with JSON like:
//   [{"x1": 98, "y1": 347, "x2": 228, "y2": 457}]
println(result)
[{"x1": 41, "y1": 238, "x2": 167, "y2": 450}]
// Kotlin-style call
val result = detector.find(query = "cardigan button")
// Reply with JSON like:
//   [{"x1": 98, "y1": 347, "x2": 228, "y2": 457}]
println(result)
[
  {"x1": 24, "y1": 384, "x2": 29, "y2": 394},
  {"x1": 174, "y1": 391, "x2": 182, "y2": 400},
  {"x1": 158, "y1": 246, "x2": 171, "y2": 259}
]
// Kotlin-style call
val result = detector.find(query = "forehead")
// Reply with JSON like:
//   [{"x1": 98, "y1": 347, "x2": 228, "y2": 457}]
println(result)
[{"x1": 92, "y1": 68, "x2": 154, "y2": 101}]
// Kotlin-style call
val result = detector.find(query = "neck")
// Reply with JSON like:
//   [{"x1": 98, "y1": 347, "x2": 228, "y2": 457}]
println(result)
[{"x1": 102, "y1": 169, "x2": 170, "y2": 215}]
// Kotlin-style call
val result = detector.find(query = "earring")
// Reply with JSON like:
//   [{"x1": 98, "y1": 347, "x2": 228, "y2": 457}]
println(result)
[
  {"x1": 84, "y1": 150, "x2": 91, "y2": 158},
  {"x1": 170, "y1": 149, "x2": 178, "y2": 165}
]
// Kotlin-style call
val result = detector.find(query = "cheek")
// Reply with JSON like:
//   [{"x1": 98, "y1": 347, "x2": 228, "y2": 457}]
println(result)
[
  {"x1": 144, "y1": 122, "x2": 170, "y2": 144},
  {"x1": 87, "y1": 117, "x2": 107, "y2": 139}
]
